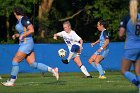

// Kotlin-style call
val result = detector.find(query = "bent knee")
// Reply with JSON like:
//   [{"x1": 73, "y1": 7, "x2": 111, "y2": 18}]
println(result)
[{"x1": 88, "y1": 58, "x2": 94, "y2": 64}]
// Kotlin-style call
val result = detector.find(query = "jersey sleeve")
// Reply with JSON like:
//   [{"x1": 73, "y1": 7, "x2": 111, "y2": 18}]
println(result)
[
  {"x1": 103, "y1": 30, "x2": 109, "y2": 39},
  {"x1": 72, "y1": 31, "x2": 81, "y2": 41},
  {"x1": 21, "y1": 16, "x2": 32, "y2": 28},
  {"x1": 56, "y1": 31, "x2": 64, "y2": 37},
  {"x1": 119, "y1": 15, "x2": 130, "y2": 29}
]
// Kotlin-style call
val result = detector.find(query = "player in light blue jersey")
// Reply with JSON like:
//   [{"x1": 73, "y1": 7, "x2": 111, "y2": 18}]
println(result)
[
  {"x1": 1, "y1": 6, "x2": 59, "y2": 87},
  {"x1": 119, "y1": 0, "x2": 140, "y2": 89},
  {"x1": 88, "y1": 20, "x2": 109, "y2": 79}
]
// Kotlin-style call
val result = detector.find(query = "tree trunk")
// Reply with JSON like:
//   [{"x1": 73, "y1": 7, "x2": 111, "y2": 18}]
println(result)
[
  {"x1": 38, "y1": 0, "x2": 54, "y2": 39},
  {"x1": 38, "y1": 0, "x2": 54, "y2": 20}
]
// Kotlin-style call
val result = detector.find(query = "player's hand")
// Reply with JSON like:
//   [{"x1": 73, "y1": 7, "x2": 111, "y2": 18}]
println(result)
[
  {"x1": 91, "y1": 43, "x2": 96, "y2": 47},
  {"x1": 80, "y1": 45, "x2": 83, "y2": 50},
  {"x1": 12, "y1": 34, "x2": 16, "y2": 39},
  {"x1": 53, "y1": 36, "x2": 57, "y2": 40},
  {"x1": 61, "y1": 59, "x2": 69, "y2": 64},
  {"x1": 19, "y1": 35, "x2": 24, "y2": 41}
]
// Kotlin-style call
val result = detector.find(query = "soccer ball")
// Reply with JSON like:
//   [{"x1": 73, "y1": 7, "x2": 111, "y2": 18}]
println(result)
[{"x1": 58, "y1": 48, "x2": 66, "y2": 58}]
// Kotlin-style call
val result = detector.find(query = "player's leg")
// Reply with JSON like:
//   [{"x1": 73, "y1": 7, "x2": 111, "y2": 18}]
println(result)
[
  {"x1": 95, "y1": 49, "x2": 109, "y2": 79},
  {"x1": 1, "y1": 51, "x2": 26, "y2": 86},
  {"x1": 88, "y1": 54, "x2": 98, "y2": 70},
  {"x1": 94, "y1": 55, "x2": 106, "y2": 79},
  {"x1": 135, "y1": 60, "x2": 140, "y2": 87},
  {"x1": 122, "y1": 49, "x2": 140, "y2": 86},
  {"x1": 26, "y1": 52, "x2": 59, "y2": 80},
  {"x1": 121, "y1": 58, "x2": 138, "y2": 86},
  {"x1": 74, "y1": 56, "x2": 92, "y2": 78},
  {"x1": 67, "y1": 45, "x2": 80, "y2": 62}
]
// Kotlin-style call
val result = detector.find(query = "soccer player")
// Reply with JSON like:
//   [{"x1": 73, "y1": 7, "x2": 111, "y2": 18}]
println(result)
[
  {"x1": 119, "y1": 0, "x2": 140, "y2": 89},
  {"x1": 88, "y1": 20, "x2": 109, "y2": 79},
  {"x1": 53, "y1": 21, "x2": 92, "y2": 78},
  {"x1": 1, "y1": 6, "x2": 59, "y2": 87}
]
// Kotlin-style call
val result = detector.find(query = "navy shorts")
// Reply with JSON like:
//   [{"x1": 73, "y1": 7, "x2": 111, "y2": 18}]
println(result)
[{"x1": 71, "y1": 44, "x2": 80, "y2": 52}]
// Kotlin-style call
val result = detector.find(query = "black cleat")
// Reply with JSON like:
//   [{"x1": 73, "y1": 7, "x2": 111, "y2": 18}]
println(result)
[
  {"x1": 86, "y1": 76, "x2": 93, "y2": 78},
  {"x1": 62, "y1": 59, "x2": 69, "y2": 64}
]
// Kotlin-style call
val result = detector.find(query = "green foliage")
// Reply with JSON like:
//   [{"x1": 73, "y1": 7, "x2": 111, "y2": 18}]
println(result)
[
  {"x1": 0, "y1": 0, "x2": 130, "y2": 43},
  {"x1": 0, "y1": 38, "x2": 15, "y2": 44},
  {"x1": 90, "y1": 0, "x2": 128, "y2": 41},
  {"x1": 0, "y1": 0, "x2": 38, "y2": 17}
]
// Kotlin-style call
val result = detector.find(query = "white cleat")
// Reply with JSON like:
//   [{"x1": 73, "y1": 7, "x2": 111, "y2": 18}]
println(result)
[
  {"x1": 1, "y1": 80, "x2": 15, "y2": 87},
  {"x1": 53, "y1": 67, "x2": 59, "y2": 80}
]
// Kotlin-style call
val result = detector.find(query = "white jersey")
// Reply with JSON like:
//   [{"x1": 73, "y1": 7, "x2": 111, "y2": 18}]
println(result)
[{"x1": 57, "y1": 30, "x2": 81, "y2": 51}]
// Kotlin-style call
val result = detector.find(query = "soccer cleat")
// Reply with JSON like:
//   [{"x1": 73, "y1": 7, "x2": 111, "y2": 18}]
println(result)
[
  {"x1": 98, "y1": 75, "x2": 107, "y2": 79},
  {"x1": 86, "y1": 76, "x2": 93, "y2": 78},
  {"x1": 61, "y1": 59, "x2": 69, "y2": 64},
  {"x1": 1, "y1": 80, "x2": 15, "y2": 87},
  {"x1": 53, "y1": 67, "x2": 59, "y2": 80}
]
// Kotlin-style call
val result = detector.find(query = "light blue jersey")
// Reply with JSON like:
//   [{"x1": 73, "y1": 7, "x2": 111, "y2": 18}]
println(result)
[
  {"x1": 120, "y1": 13, "x2": 140, "y2": 49},
  {"x1": 99, "y1": 30, "x2": 109, "y2": 50},
  {"x1": 16, "y1": 16, "x2": 34, "y2": 54},
  {"x1": 94, "y1": 30, "x2": 109, "y2": 58},
  {"x1": 120, "y1": 13, "x2": 140, "y2": 61}
]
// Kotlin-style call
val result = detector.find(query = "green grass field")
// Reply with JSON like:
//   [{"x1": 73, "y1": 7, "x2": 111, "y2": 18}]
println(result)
[{"x1": 0, "y1": 71, "x2": 138, "y2": 93}]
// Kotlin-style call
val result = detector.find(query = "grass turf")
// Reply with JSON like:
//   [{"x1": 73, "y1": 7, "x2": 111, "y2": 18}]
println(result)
[{"x1": 0, "y1": 71, "x2": 137, "y2": 93}]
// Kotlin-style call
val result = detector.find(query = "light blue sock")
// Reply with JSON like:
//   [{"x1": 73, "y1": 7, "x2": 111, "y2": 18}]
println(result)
[
  {"x1": 137, "y1": 76, "x2": 140, "y2": 87},
  {"x1": 124, "y1": 71, "x2": 138, "y2": 86},
  {"x1": 96, "y1": 64, "x2": 104, "y2": 76},
  {"x1": 30, "y1": 62, "x2": 49, "y2": 72},
  {"x1": 91, "y1": 62, "x2": 97, "y2": 70},
  {"x1": 11, "y1": 61, "x2": 19, "y2": 79}
]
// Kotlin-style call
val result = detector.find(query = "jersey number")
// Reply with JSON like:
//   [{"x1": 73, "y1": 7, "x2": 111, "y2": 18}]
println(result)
[
  {"x1": 66, "y1": 41, "x2": 71, "y2": 44},
  {"x1": 135, "y1": 21, "x2": 140, "y2": 36}
]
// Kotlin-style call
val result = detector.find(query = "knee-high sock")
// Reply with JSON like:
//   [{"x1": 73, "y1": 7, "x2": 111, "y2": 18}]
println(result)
[
  {"x1": 80, "y1": 65, "x2": 90, "y2": 76},
  {"x1": 91, "y1": 62, "x2": 97, "y2": 70},
  {"x1": 30, "y1": 62, "x2": 53, "y2": 73},
  {"x1": 10, "y1": 61, "x2": 19, "y2": 83},
  {"x1": 96, "y1": 64, "x2": 104, "y2": 76},
  {"x1": 124, "y1": 71, "x2": 138, "y2": 86}
]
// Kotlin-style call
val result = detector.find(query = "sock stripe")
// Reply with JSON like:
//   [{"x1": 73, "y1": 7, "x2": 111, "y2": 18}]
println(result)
[{"x1": 79, "y1": 64, "x2": 83, "y2": 68}]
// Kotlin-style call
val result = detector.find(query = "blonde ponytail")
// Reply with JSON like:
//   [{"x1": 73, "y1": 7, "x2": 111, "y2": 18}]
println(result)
[{"x1": 129, "y1": 0, "x2": 138, "y2": 24}]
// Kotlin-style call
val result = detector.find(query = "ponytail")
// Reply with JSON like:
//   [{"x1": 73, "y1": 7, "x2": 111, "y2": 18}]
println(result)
[{"x1": 129, "y1": 0, "x2": 138, "y2": 24}]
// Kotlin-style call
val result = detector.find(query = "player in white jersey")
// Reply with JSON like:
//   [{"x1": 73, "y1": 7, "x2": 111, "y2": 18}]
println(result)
[{"x1": 53, "y1": 21, "x2": 92, "y2": 78}]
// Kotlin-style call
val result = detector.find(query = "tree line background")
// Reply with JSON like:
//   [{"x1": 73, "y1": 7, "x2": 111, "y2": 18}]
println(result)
[{"x1": 0, "y1": 0, "x2": 129, "y2": 44}]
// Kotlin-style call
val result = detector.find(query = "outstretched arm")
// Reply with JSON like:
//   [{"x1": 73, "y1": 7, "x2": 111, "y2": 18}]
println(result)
[
  {"x1": 91, "y1": 39, "x2": 100, "y2": 47},
  {"x1": 53, "y1": 33, "x2": 58, "y2": 40},
  {"x1": 12, "y1": 34, "x2": 20, "y2": 39}
]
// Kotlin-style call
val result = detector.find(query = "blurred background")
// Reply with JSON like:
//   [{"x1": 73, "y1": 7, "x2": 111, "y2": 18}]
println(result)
[{"x1": 0, "y1": 0, "x2": 129, "y2": 44}]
